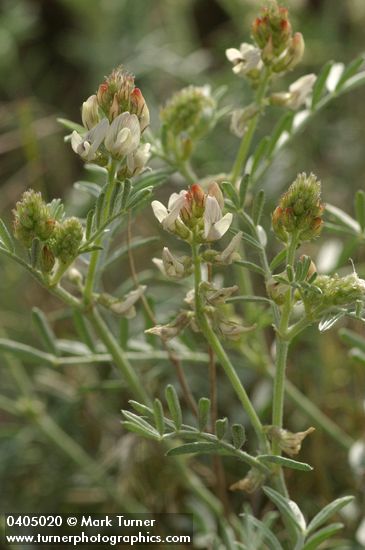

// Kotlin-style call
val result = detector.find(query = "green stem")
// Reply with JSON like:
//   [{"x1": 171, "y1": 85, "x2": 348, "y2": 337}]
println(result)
[
  {"x1": 84, "y1": 159, "x2": 118, "y2": 305},
  {"x1": 230, "y1": 69, "x2": 271, "y2": 185},
  {"x1": 192, "y1": 242, "x2": 266, "y2": 449},
  {"x1": 88, "y1": 307, "x2": 150, "y2": 405}
]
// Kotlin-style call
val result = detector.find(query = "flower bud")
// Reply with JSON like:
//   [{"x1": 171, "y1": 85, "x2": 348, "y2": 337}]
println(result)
[
  {"x1": 40, "y1": 245, "x2": 55, "y2": 273},
  {"x1": 273, "y1": 32, "x2": 305, "y2": 73},
  {"x1": 272, "y1": 173, "x2": 324, "y2": 243},
  {"x1": 160, "y1": 85, "x2": 216, "y2": 143},
  {"x1": 306, "y1": 273, "x2": 365, "y2": 310},
  {"x1": 97, "y1": 66, "x2": 135, "y2": 120},
  {"x1": 230, "y1": 468, "x2": 266, "y2": 493},
  {"x1": 265, "y1": 425, "x2": 315, "y2": 457},
  {"x1": 13, "y1": 189, "x2": 55, "y2": 247},
  {"x1": 153, "y1": 247, "x2": 191, "y2": 279},
  {"x1": 81, "y1": 94, "x2": 100, "y2": 130},
  {"x1": 252, "y1": 3, "x2": 292, "y2": 57},
  {"x1": 145, "y1": 311, "x2": 192, "y2": 341},
  {"x1": 51, "y1": 217, "x2": 83, "y2": 264},
  {"x1": 130, "y1": 87, "x2": 150, "y2": 132},
  {"x1": 208, "y1": 182, "x2": 224, "y2": 209},
  {"x1": 98, "y1": 286, "x2": 145, "y2": 318}
]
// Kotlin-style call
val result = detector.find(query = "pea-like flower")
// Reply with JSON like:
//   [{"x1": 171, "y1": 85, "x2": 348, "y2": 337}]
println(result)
[
  {"x1": 153, "y1": 247, "x2": 191, "y2": 279},
  {"x1": 71, "y1": 118, "x2": 109, "y2": 161},
  {"x1": 225, "y1": 43, "x2": 263, "y2": 77},
  {"x1": 271, "y1": 74, "x2": 316, "y2": 110},
  {"x1": 126, "y1": 143, "x2": 151, "y2": 177},
  {"x1": 151, "y1": 183, "x2": 232, "y2": 243},
  {"x1": 81, "y1": 94, "x2": 100, "y2": 130},
  {"x1": 104, "y1": 112, "x2": 141, "y2": 158}
]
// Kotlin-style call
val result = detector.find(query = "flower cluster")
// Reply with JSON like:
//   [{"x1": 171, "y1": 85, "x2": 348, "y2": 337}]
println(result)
[
  {"x1": 71, "y1": 66, "x2": 150, "y2": 176},
  {"x1": 305, "y1": 272, "x2": 365, "y2": 311},
  {"x1": 272, "y1": 173, "x2": 324, "y2": 243},
  {"x1": 13, "y1": 189, "x2": 83, "y2": 273},
  {"x1": 226, "y1": 1, "x2": 305, "y2": 83},
  {"x1": 160, "y1": 85, "x2": 217, "y2": 160},
  {"x1": 151, "y1": 182, "x2": 232, "y2": 243}
]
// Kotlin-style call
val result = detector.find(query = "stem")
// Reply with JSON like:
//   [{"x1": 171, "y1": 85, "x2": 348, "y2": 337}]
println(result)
[
  {"x1": 127, "y1": 212, "x2": 199, "y2": 418},
  {"x1": 230, "y1": 69, "x2": 270, "y2": 185},
  {"x1": 84, "y1": 159, "x2": 118, "y2": 305},
  {"x1": 192, "y1": 242, "x2": 266, "y2": 449},
  {"x1": 89, "y1": 307, "x2": 150, "y2": 405}
]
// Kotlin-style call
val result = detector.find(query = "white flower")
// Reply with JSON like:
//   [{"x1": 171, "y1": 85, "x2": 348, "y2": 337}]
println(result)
[
  {"x1": 230, "y1": 105, "x2": 259, "y2": 138},
  {"x1": 104, "y1": 112, "x2": 141, "y2": 158},
  {"x1": 153, "y1": 247, "x2": 186, "y2": 279},
  {"x1": 226, "y1": 43, "x2": 263, "y2": 76},
  {"x1": 215, "y1": 232, "x2": 242, "y2": 264},
  {"x1": 126, "y1": 143, "x2": 151, "y2": 176},
  {"x1": 71, "y1": 118, "x2": 108, "y2": 161},
  {"x1": 204, "y1": 195, "x2": 233, "y2": 241},
  {"x1": 151, "y1": 191, "x2": 188, "y2": 231},
  {"x1": 81, "y1": 94, "x2": 100, "y2": 130},
  {"x1": 287, "y1": 74, "x2": 317, "y2": 109}
]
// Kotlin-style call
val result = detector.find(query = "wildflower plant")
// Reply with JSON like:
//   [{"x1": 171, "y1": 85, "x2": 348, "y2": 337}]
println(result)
[{"x1": 1, "y1": 1, "x2": 365, "y2": 547}]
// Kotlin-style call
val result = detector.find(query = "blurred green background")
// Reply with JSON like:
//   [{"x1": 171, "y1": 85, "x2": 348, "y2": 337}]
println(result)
[{"x1": 1, "y1": 0, "x2": 365, "y2": 546}]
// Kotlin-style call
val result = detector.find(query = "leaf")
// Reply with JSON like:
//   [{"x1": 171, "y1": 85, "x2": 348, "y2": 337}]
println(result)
[
  {"x1": 239, "y1": 174, "x2": 251, "y2": 207},
  {"x1": 72, "y1": 310, "x2": 96, "y2": 352},
  {"x1": 231, "y1": 424, "x2": 246, "y2": 449},
  {"x1": 57, "y1": 117, "x2": 85, "y2": 134},
  {"x1": 311, "y1": 60, "x2": 334, "y2": 109},
  {"x1": 122, "y1": 421, "x2": 160, "y2": 440},
  {"x1": 263, "y1": 486, "x2": 306, "y2": 534},
  {"x1": 350, "y1": 349, "x2": 365, "y2": 366},
  {"x1": 339, "y1": 70, "x2": 365, "y2": 94},
  {"x1": 252, "y1": 190, "x2": 265, "y2": 226},
  {"x1": 153, "y1": 398, "x2": 165, "y2": 436},
  {"x1": 32, "y1": 307, "x2": 59, "y2": 355},
  {"x1": 318, "y1": 311, "x2": 345, "y2": 332},
  {"x1": 74, "y1": 181, "x2": 101, "y2": 198},
  {"x1": 235, "y1": 260, "x2": 266, "y2": 277},
  {"x1": 258, "y1": 455, "x2": 313, "y2": 472},
  {"x1": 104, "y1": 237, "x2": 159, "y2": 269},
  {"x1": 122, "y1": 410, "x2": 159, "y2": 437},
  {"x1": 0, "y1": 338, "x2": 55, "y2": 365},
  {"x1": 198, "y1": 398, "x2": 210, "y2": 432},
  {"x1": 355, "y1": 190, "x2": 365, "y2": 232},
  {"x1": 221, "y1": 181, "x2": 239, "y2": 208},
  {"x1": 306, "y1": 495, "x2": 354, "y2": 535},
  {"x1": 325, "y1": 204, "x2": 360, "y2": 234},
  {"x1": 241, "y1": 515, "x2": 283, "y2": 550},
  {"x1": 132, "y1": 169, "x2": 172, "y2": 193},
  {"x1": 165, "y1": 384, "x2": 182, "y2": 430},
  {"x1": 94, "y1": 189, "x2": 106, "y2": 229},
  {"x1": 166, "y1": 442, "x2": 223, "y2": 456},
  {"x1": 251, "y1": 136, "x2": 270, "y2": 175},
  {"x1": 336, "y1": 55, "x2": 365, "y2": 92},
  {"x1": 302, "y1": 523, "x2": 344, "y2": 550},
  {"x1": 85, "y1": 209, "x2": 95, "y2": 240},
  {"x1": 270, "y1": 248, "x2": 287, "y2": 271},
  {"x1": 0, "y1": 218, "x2": 14, "y2": 252},
  {"x1": 215, "y1": 417, "x2": 228, "y2": 440},
  {"x1": 126, "y1": 187, "x2": 153, "y2": 210},
  {"x1": 266, "y1": 112, "x2": 294, "y2": 158},
  {"x1": 227, "y1": 295, "x2": 271, "y2": 304}
]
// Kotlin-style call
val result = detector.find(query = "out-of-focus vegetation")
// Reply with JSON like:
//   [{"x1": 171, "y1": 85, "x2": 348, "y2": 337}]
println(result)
[{"x1": 1, "y1": 0, "x2": 365, "y2": 547}]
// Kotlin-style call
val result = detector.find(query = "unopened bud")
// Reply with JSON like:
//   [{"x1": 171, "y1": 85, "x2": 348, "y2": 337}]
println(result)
[
  {"x1": 145, "y1": 311, "x2": 191, "y2": 341},
  {"x1": 81, "y1": 94, "x2": 100, "y2": 130},
  {"x1": 230, "y1": 468, "x2": 265, "y2": 493},
  {"x1": 40, "y1": 245, "x2": 55, "y2": 273},
  {"x1": 51, "y1": 217, "x2": 83, "y2": 264},
  {"x1": 274, "y1": 32, "x2": 305, "y2": 72},
  {"x1": 272, "y1": 173, "x2": 324, "y2": 243},
  {"x1": 265, "y1": 425, "x2": 315, "y2": 457},
  {"x1": 13, "y1": 189, "x2": 55, "y2": 247}
]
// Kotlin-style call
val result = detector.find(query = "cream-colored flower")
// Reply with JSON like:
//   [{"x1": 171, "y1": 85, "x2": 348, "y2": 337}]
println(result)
[
  {"x1": 126, "y1": 143, "x2": 151, "y2": 176},
  {"x1": 104, "y1": 112, "x2": 141, "y2": 158},
  {"x1": 81, "y1": 94, "x2": 100, "y2": 130},
  {"x1": 272, "y1": 74, "x2": 316, "y2": 110},
  {"x1": 153, "y1": 247, "x2": 188, "y2": 279},
  {"x1": 151, "y1": 191, "x2": 188, "y2": 232},
  {"x1": 71, "y1": 118, "x2": 108, "y2": 161},
  {"x1": 204, "y1": 195, "x2": 233, "y2": 241},
  {"x1": 226, "y1": 43, "x2": 263, "y2": 76},
  {"x1": 215, "y1": 232, "x2": 242, "y2": 264}
]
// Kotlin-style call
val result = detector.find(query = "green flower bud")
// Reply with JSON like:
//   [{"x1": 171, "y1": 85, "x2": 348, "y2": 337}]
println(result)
[
  {"x1": 40, "y1": 245, "x2": 55, "y2": 274},
  {"x1": 272, "y1": 173, "x2": 324, "y2": 243},
  {"x1": 51, "y1": 217, "x2": 83, "y2": 264},
  {"x1": 307, "y1": 273, "x2": 365, "y2": 309},
  {"x1": 13, "y1": 189, "x2": 55, "y2": 247},
  {"x1": 160, "y1": 85, "x2": 216, "y2": 142}
]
